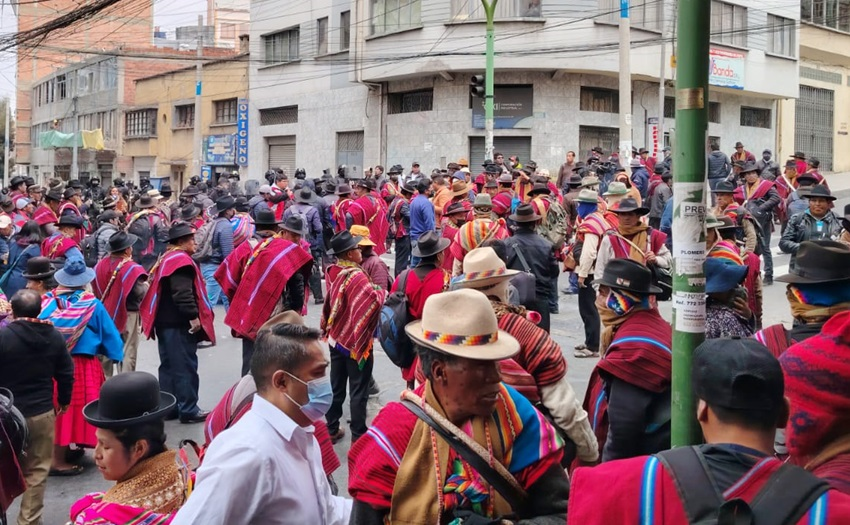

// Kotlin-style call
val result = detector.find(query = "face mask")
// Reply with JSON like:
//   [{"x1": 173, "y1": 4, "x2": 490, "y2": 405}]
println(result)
[
  {"x1": 284, "y1": 372, "x2": 332, "y2": 422},
  {"x1": 763, "y1": 155, "x2": 771, "y2": 161}
]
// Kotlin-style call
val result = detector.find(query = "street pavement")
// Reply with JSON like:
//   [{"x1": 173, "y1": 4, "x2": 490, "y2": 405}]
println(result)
[{"x1": 10, "y1": 181, "x2": 850, "y2": 524}]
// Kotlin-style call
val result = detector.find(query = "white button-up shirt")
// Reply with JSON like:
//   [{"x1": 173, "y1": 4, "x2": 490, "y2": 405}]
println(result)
[{"x1": 171, "y1": 395, "x2": 352, "y2": 525}]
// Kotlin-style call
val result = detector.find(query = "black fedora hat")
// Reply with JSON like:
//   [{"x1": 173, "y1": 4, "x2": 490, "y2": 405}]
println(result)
[
  {"x1": 795, "y1": 172, "x2": 818, "y2": 186},
  {"x1": 180, "y1": 204, "x2": 200, "y2": 221},
  {"x1": 83, "y1": 372, "x2": 176, "y2": 429},
  {"x1": 843, "y1": 203, "x2": 850, "y2": 222},
  {"x1": 509, "y1": 203, "x2": 542, "y2": 223},
  {"x1": 711, "y1": 180, "x2": 737, "y2": 194},
  {"x1": 791, "y1": 151, "x2": 806, "y2": 160},
  {"x1": 528, "y1": 182, "x2": 551, "y2": 196},
  {"x1": 739, "y1": 161, "x2": 759, "y2": 174},
  {"x1": 336, "y1": 184, "x2": 352, "y2": 196},
  {"x1": 296, "y1": 187, "x2": 314, "y2": 204},
  {"x1": 182, "y1": 185, "x2": 200, "y2": 197},
  {"x1": 412, "y1": 230, "x2": 451, "y2": 258},
  {"x1": 44, "y1": 189, "x2": 63, "y2": 202},
  {"x1": 254, "y1": 209, "x2": 283, "y2": 227},
  {"x1": 234, "y1": 196, "x2": 250, "y2": 212},
  {"x1": 281, "y1": 215, "x2": 305, "y2": 236},
  {"x1": 801, "y1": 184, "x2": 836, "y2": 201},
  {"x1": 445, "y1": 202, "x2": 468, "y2": 216},
  {"x1": 776, "y1": 240, "x2": 850, "y2": 284},
  {"x1": 327, "y1": 230, "x2": 362, "y2": 255},
  {"x1": 108, "y1": 231, "x2": 138, "y2": 253},
  {"x1": 215, "y1": 196, "x2": 236, "y2": 214},
  {"x1": 598, "y1": 258, "x2": 663, "y2": 295},
  {"x1": 9, "y1": 175, "x2": 25, "y2": 187},
  {"x1": 57, "y1": 215, "x2": 84, "y2": 228},
  {"x1": 167, "y1": 222, "x2": 195, "y2": 243},
  {"x1": 136, "y1": 195, "x2": 156, "y2": 209},
  {"x1": 21, "y1": 256, "x2": 56, "y2": 280},
  {"x1": 611, "y1": 197, "x2": 650, "y2": 216}
]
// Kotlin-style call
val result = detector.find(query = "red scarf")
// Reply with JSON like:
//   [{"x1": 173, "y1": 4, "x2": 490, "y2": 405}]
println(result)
[
  {"x1": 348, "y1": 195, "x2": 390, "y2": 256},
  {"x1": 40, "y1": 234, "x2": 77, "y2": 259},
  {"x1": 92, "y1": 256, "x2": 147, "y2": 332}
]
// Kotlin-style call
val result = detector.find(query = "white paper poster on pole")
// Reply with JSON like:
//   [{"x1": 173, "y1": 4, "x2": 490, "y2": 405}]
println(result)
[{"x1": 674, "y1": 292, "x2": 706, "y2": 333}]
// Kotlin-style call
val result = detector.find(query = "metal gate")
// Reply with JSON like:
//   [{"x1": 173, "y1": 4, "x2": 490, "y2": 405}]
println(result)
[
  {"x1": 578, "y1": 126, "x2": 619, "y2": 160},
  {"x1": 795, "y1": 85, "x2": 834, "y2": 171},
  {"x1": 268, "y1": 136, "x2": 296, "y2": 174},
  {"x1": 336, "y1": 131, "x2": 365, "y2": 175},
  {"x1": 469, "y1": 136, "x2": 532, "y2": 170}
]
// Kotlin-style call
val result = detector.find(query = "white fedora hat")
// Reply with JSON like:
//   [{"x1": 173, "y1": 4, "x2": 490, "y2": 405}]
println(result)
[
  {"x1": 451, "y1": 247, "x2": 519, "y2": 289},
  {"x1": 405, "y1": 289, "x2": 519, "y2": 361}
]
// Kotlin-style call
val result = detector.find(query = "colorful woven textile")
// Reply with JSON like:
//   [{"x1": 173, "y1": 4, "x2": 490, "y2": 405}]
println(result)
[
  {"x1": 92, "y1": 256, "x2": 147, "y2": 333},
  {"x1": 449, "y1": 218, "x2": 510, "y2": 262},
  {"x1": 348, "y1": 194, "x2": 390, "y2": 256},
  {"x1": 54, "y1": 355, "x2": 103, "y2": 447},
  {"x1": 31, "y1": 204, "x2": 58, "y2": 227},
  {"x1": 230, "y1": 213, "x2": 255, "y2": 248},
  {"x1": 40, "y1": 233, "x2": 78, "y2": 260},
  {"x1": 39, "y1": 288, "x2": 97, "y2": 352}
]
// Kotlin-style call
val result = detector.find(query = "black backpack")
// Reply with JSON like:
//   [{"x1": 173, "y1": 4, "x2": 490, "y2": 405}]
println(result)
[
  {"x1": 80, "y1": 235, "x2": 99, "y2": 268},
  {"x1": 655, "y1": 446, "x2": 829, "y2": 525},
  {"x1": 375, "y1": 270, "x2": 415, "y2": 369}
]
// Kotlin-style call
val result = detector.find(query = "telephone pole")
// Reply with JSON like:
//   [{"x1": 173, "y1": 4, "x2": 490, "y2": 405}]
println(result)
[
  {"x1": 618, "y1": 0, "x2": 632, "y2": 164},
  {"x1": 192, "y1": 14, "x2": 204, "y2": 180},
  {"x1": 71, "y1": 96, "x2": 79, "y2": 180},
  {"x1": 657, "y1": 3, "x2": 668, "y2": 153},
  {"x1": 4, "y1": 99, "x2": 10, "y2": 187},
  {"x1": 670, "y1": 0, "x2": 711, "y2": 448},
  {"x1": 482, "y1": 0, "x2": 498, "y2": 161}
]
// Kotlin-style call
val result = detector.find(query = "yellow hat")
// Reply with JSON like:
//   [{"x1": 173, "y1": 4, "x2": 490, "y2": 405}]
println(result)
[{"x1": 349, "y1": 225, "x2": 376, "y2": 246}]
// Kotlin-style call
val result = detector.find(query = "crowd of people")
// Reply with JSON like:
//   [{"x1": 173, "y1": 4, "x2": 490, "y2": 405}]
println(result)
[{"x1": 0, "y1": 140, "x2": 849, "y2": 524}]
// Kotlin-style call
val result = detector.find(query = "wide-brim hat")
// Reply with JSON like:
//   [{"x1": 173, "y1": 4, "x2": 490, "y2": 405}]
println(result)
[
  {"x1": 528, "y1": 182, "x2": 551, "y2": 196},
  {"x1": 215, "y1": 196, "x2": 236, "y2": 214},
  {"x1": 9, "y1": 175, "x2": 25, "y2": 187},
  {"x1": 597, "y1": 258, "x2": 663, "y2": 295},
  {"x1": 412, "y1": 230, "x2": 451, "y2": 257},
  {"x1": 739, "y1": 161, "x2": 759, "y2": 174},
  {"x1": 711, "y1": 180, "x2": 737, "y2": 194},
  {"x1": 795, "y1": 173, "x2": 818, "y2": 185},
  {"x1": 63, "y1": 187, "x2": 78, "y2": 200},
  {"x1": 405, "y1": 289, "x2": 519, "y2": 361},
  {"x1": 180, "y1": 204, "x2": 201, "y2": 221},
  {"x1": 568, "y1": 174, "x2": 583, "y2": 186},
  {"x1": 705, "y1": 214, "x2": 725, "y2": 230},
  {"x1": 452, "y1": 247, "x2": 519, "y2": 289},
  {"x1": 611, "y1": 197, "x2": 649, "y2": 216},
  {"x1": 445, "y1": 202, "x2": 468, "y2": 217},
  {"x1": 281, "y1": 215, "x2": 305, "y2": 236},
  {"x1": 843, "y1": 203, "x2": 850, "y2": 222},
  {"x1": 168, "y1": 222, "x2": 195, "y2": 242},
  {"x1": 182, "y1": 185, "x2": 200, "y2": 196},
  {"x1": 791, "y1": 151, "x2": 806, "y2": 160},
  {"x1": 706, "y1": 258, "x2": 748, "y2": 294},
  {"x1": 137, "y1": 196, "x2": 156, "y2": 209},
  {"x1": 603, "y1": 182, "x2": 629, "y2": 196},
  {"x1": 254, "y1": 209, "x2": 283, "y2": 227},
  {"x1": 801, "y1": 185, "x2": 836, "y2": 201},
  {"x1": 83, "y1": 372, "x2": 176, "y2": 429},
  {"x1": 336, "y1": 184, "x2": 352, "y2": 196},
  {"x1": 451, "y1": 181, "x2": 469, "y2": 198},
  {"x1": 580, "y1": 176, "x2": 600, "y2": 188},
  {"x1": 327, "y1": 230, "x2": 362, "y2": 255},
  {"x1": 108, "y1": 231, "x2": 138, "y2": 253},
  {"x1": 54, "y1": 256, "x2": 96, "y2": 287},
  {"x1": 576, "y1": 189, "x2": 598, "y2": 203},
  {"x1": 259, "y1": 310, "x2": 305, "y2": 333},
  {"x1": 21, "y1": 256, "x2": 56, "y2": 280},
  {"x1": 497, "y1": 174, "x2": 513, "y2": 184},
  {"x1": 296, "y1": 188, "x2": 315, "y2": 204},
  {"x1": 776, "y1": 240, "x2": 850, "y2": 284},
  {"x1": 45, "y1": 189, "x2": 63, "y2": 202},
  {"x1": 57, "y1": 215, "x2": 84, "y2": 229},
  {"x1": 350, "y1": 225, "x2": 376, "y2": 246},
  {"x1": 509, "y1": 203, "x2": 541, "y2": 223},
  {"x1": 473, "y1": 194, "x2": 493, "y2": 208}
]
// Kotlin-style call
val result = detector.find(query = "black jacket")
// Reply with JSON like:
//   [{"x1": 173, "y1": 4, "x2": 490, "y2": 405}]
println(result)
[
  {"x1": 504, "y1": 228, "x2": 559, "y2": 299},
  {"x1": 779, "y1": 210, "x2": 841, "y2": 262},
  {"x1": 0, "y1": 320, "x2": 74, "y2": 417},
  {"x1": 155, "y1": 266, "x2": 199, "y2": 327}
]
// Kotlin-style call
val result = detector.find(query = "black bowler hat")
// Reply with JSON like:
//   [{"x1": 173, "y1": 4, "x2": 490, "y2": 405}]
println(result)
[
  {"x1": 776, "y1": 240, "x2": 850, "y2": 284},
  {"x1": 692, "y1": 337, "x2": 784, "y2": 412},
  {"x1": 597, "y1": 258, "x2": 663, "y2": 295},
  {"x1": 180, "y1": 204, "x2": 200, "y2": 221},
  {"x1": 21, "y1": 256, "x2": 56, "y2": 280},
  {"x1": 57, "y1": 215, "x2": 84, "y2": 229},
  {"x1": 108, "y1": 231, "x2": 138, "y2": 253},
  {"x1": 254, "y1": 209, "x2": 283, "y2": 227},
  {"x1": 801, "y1": 184, "x2": 836, "y2": 201},
  {"x1": 711, "y1": 180, "x2": 737, "y2": 194},
  {"x1": 215, "y1": 196, "x2": 236, "y2": 214},
  {"x1": 509, "y1": 203, "x2": 542, "y2": 223},
  {"x1": 83, "y1": 372, "x2": 176, "y2": 429},
  {"x1": 610, "y1": 197, "x2": 650, "y2": 216},
  {"x1": 412, "y1": 230, "x2": 451, "y2": 258},
  {"x1": 327, "y1": 230, "x2": 362, "y2": 256},
  {"x1": 280, "y1": 215, "x2": 305, "y2": 236},
  {"x1": 167, "y1": 222, "x2": 195, "y2": 243}
]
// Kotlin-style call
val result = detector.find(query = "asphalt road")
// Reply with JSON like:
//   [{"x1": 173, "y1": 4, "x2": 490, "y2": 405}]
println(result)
[{"x1": 9, "y1": 194, "x2": 848, "y2": 524}]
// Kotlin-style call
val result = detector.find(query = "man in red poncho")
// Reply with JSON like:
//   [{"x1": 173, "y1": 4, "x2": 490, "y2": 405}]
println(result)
[{"x1": 346, "y1": 180, "x2": 390, "y2": 256}]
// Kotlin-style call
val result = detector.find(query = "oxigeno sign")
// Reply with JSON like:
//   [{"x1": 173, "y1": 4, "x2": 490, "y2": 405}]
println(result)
[{"x1": 236, "y1": 98, "x2": 249, "y2": 167}]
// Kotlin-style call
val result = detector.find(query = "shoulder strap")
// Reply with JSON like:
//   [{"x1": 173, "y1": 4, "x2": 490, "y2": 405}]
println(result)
[
  {"x1": 512, "y1": 244, "x2": 532, "y2": 273},
  {"x1": 655, "y1": 447, "x2": 725, "y2": 524},
  {"x1": 400, "y1": 399, "x2": 527, "y2": 513},
  {"x1": 397, "y1": 268, "x2": 411, "y2": 296},
  {"x1": 749, "y1": 463, "x2": 829, "y2": 525}
]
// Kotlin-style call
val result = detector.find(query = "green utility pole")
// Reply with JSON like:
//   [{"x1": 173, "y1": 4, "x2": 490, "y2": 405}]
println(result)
[
  {"x1": 482, "y1": 0, "x2": 498, "y2": 161},
  {"x1": 671, "y1": 0, "x2": 711, "y2": 447}
]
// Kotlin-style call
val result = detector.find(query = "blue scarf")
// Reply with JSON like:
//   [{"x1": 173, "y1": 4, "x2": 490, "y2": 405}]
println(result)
[{"x1": 578, "y1": 202, "x2": 597, "y2": 219}]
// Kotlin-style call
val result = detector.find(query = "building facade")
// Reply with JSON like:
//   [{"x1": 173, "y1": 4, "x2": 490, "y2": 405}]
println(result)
[
  {"x1": 208, "y1": 0, "x2": 250, "y2": 48},
  {"x1": 124, "y1": 55, "x2": 250, "y2": 190},
  {"x1": 248, "y1": 0, "x2": 799, "y2": 177}
]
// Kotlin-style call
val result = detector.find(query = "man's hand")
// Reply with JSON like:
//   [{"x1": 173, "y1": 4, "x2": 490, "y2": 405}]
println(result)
[
  {"x1": 56, "y1": 405, "x2": 69, "y2": 416},
  {"x1": 732, "y1": 297, "x2": 752, "y2": 320},
  {"x1": 578, "y1": 276, "x2": 586, "y2": 288},
  {"x1": 189, "y1": 318, "x2": 202, "y2": 334},
  {"x1": 645, "y1": 251, "x2": 657, "y2": 265}
]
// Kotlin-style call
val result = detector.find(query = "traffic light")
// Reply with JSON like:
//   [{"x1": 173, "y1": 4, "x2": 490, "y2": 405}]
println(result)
[{"x1": 470, "y1": 75, "x2": 486, "y2": 98}]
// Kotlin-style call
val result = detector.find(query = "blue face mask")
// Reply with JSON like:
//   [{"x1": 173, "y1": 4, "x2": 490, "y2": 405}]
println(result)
[{"x1": 285, "y1": 372, "x2": 333, "y2": 422}]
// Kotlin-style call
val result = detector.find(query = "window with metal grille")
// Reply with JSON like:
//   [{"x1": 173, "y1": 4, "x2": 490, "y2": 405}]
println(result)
[
  {"x1": 371, "y1": 0, "x2": 422, "y2": 35},
  {"x1": 580, "y1": 87, "x2": 619, "y2": 113},
  {"x1": 337, "y1": 131, "x2": 364, "y2": 152},
  {"x1": 388, "y1": 89, "x2": 434, "y2": 114},
  {"x1": 578, "y1": 126, "x2": 619, "y2": 159},
  {"x1": 174, "y1": 104, "x2": 195, "y2": 129},
  {"x1": 263, "y1": 27, "x2": 300, "y2": 64},
  {"x1": 740, "y1": 106, "x2": 771, "y2": 128},
  {"x1": 597, "y1": 0, "x2": 659, "y2": 30},
  {"x1": 708, "y1": 102, "x2": 721, "y2": 123},
  {"x1": 664, "y1": 96, "x2": 675, "y2": 119},
  {"x1": 452, "y1": 0, "x2": 542, "y2": 20},
  {"x1": 800, "y1": 66, "x2": 842, "y2": 85},
  {"x1": 125, "y1": 109, "x2": 157, "y2": 138},
  {"x1": 767, "y1": 15, "x2": 795, "y2": 57},
  {"x1": 340, "y1": 11, "x2": 351, "y2": 51},
  {"x1": 710, "y1": 0, "x2": 748, "y2": 48},
  {"x1": 259, "y1": 106, "x2": 299, "y2": 126},
  {"x1": 802, "y1": 0, "x2": 850, "y2": 33},
  {"x1": 317, "y1": 17, "x2": 329, "y2": 54},
  {"x1": 215, "y1": 99, "x2": 238, "y2": 124}
]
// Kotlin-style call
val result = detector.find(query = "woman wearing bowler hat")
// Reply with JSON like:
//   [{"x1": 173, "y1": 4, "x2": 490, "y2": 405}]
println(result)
[{"x1": 67, "y1": 372, "x2": 189, "y2": 524}]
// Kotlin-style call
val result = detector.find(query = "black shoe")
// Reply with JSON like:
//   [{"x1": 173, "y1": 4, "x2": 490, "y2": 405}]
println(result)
[
  {"x1": 314, "y1": 297, "x2": 324, "y2": 305},
  {"x1": 179, "y1": 410, "x2": 210, "y2": 424},
  {"x1": 329, "y1": 428, "x2": 346, "y2": 444},
  {"x1": 164, "y1": 410, "x2": 179, "y2": 421},
  {"x1": 764, "y1": 276, "x2": 773, "y2": 286},
  {"x1": 368, "y1": 379, "x2": 381, "y2": 397}
]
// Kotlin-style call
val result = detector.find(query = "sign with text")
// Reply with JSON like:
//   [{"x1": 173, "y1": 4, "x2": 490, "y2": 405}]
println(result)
[
  {"x1": 709, "y1": 48, "x2": 745, "y2": 90},
  {"x1": 472, "y1": 85, "x2": 534, "y2": 129},
  {"x1": 204, "y1": 134, "x2": 235, "y2": 165},
  {"x1": 236, "y1": 98, "x2": 249, "y2": 167}
]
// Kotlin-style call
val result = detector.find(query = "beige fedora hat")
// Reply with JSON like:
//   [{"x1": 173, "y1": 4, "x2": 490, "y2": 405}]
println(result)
[
  {"x1": 259, "y1": 310, "x2": 305, "y2": 333},
  {"x1": 405, "y1": 289, "x2": 519, "y2": 361},
  {"x1": 451, "y1": 247, "x2": 519, "y2": 289}
]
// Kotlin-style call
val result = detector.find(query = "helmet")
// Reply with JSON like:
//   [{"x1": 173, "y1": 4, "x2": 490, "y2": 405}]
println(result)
[
  {"x1": 337, "y1": 165, "x2": 348, "y2": 178},
  {"x1": 189, "y1": 175, "x2": 201, "y2": 186},
  {"x1": 294, "y1": 168, "x2": 306, "y2": 179},
  {"x1": 0, "y1": 388, "x2": 28, "y2": 464},
  {"x1": 265, "y1": 170, "x2": 277, "y2": 184}
]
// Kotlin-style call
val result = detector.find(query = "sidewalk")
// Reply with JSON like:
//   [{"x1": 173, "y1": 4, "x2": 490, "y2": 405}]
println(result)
[{"x1": 825, "y1": 171, "x2": 850, "y2": 198}]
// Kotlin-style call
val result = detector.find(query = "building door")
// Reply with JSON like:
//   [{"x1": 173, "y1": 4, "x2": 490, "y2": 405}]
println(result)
[
  {"x1": 336, "y1": 131, "x2": 365, "y2": 175},
  {"x1": 268, "y1": 136, "x2": 296, "y2": 175},
  {"x1": 578, "y1": 126, "x2": 619, "y2": 159},
  {"x1": 469, "y1": 136, "x2": 532, "y2": 170},
  {"x1": 795, "y1": 85, "x2": 834, "y2": 171}
]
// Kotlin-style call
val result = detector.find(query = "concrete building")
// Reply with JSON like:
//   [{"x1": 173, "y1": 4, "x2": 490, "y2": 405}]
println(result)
[
  {"x1": 777, "y1": 2, "x2": 850, "y2": 172},
  {"x1": 208, "y1": 0, "x2": 250, "y2": 48},
  {"x1": 124, "y1": 54, "x2": 250, "y2": 190},
  {"x1": 248, "y1": 0, "x2": 799, "y2": 177}
]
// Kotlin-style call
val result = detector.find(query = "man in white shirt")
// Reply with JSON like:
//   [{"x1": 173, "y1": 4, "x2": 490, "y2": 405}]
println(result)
[{"x1": 171, "y1": 323, "x2": 352, "y2": 524}]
